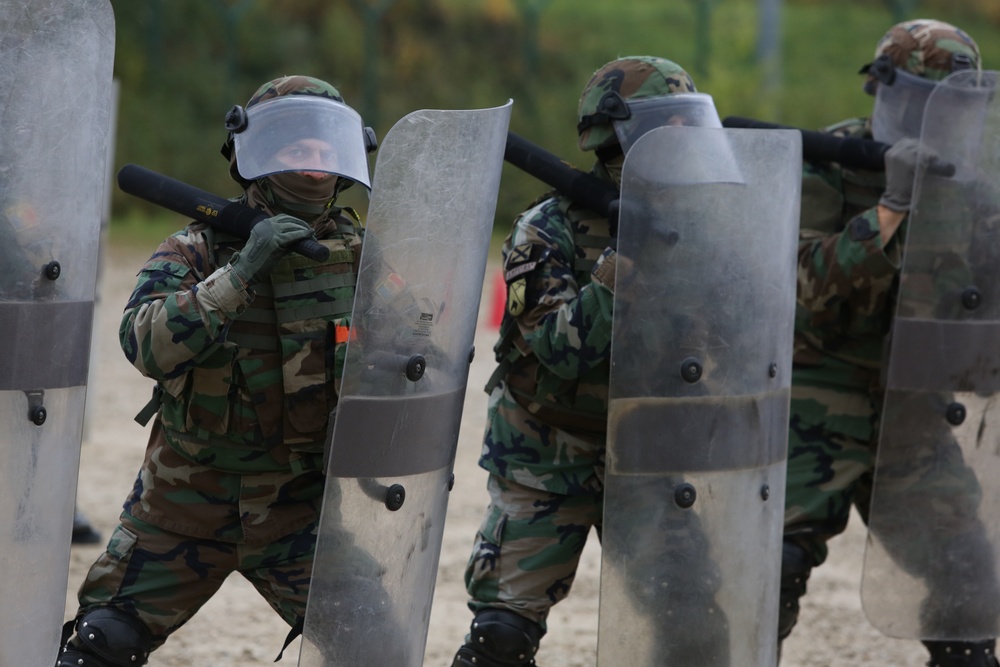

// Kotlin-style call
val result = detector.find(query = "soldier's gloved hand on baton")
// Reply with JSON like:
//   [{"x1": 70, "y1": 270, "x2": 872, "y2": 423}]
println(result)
[
  {"x1": 591, "y1": 246, "x2": 641, "y2": 295},
  {"x1": 590, "y1": 247, "x2": 618, "y2": 292},
  {"x1": 230, "y1": 213, "x2": 316, "y2": 286},
  {"x1": 879, "y1": 137, "x2": 942, "y2": 213}
]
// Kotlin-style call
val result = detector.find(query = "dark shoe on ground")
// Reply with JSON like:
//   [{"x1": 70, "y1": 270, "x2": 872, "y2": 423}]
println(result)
[{"x1": 72, "y1": 510, "x2": 102, "y2": 545}]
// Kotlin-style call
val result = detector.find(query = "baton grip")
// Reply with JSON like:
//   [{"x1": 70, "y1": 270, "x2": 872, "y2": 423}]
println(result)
[{"x1": 117, "y1": 164, "x2": 330, "y2": 262}]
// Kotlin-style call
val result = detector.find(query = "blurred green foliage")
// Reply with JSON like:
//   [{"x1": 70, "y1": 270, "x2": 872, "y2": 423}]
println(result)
[{"x1": 107, "y1": 0, "x2": 1000, "y2": 241}]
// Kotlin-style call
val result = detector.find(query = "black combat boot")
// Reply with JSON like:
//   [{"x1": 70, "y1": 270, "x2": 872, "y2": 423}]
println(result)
[
  {"x1": 451, "y1": 609, "x2": 542, "y2": 667},
  {"x1": 72, "y1": 509, "x2": 102, "y2": 545},
  {"x1": 924, "y1": 639, "x2": 999, "y2": 667}
]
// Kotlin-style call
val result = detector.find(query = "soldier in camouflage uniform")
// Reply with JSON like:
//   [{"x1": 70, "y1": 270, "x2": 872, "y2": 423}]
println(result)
[
  {"x1": 778, "y1": 20, "x2": 1000, "y2": 667},
  {"x1": 55, "y1": 75, "x2": 372, "y2": 665},
  {"x1": 450, "y1": 56, "x2": 705, "y2": 667}
]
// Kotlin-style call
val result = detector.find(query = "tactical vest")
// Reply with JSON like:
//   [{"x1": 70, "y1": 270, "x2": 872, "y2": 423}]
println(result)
[
  {"x1": 487, "y1": 194, "x2": 614, "y2": 436},
  {"x1": 149, "y1": 218, "x2": 362, "y2": 468}
]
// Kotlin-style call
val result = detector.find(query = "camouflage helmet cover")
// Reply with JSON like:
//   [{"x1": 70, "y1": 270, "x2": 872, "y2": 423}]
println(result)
[
  {"x1": 577, "y1": 56, "x2": 697, "y2": 152},
  {"x1": 861, "y1": 19, "x2": 981, "y2": 94},
  {"x1": 245, "y1": 74, "x2": 344, "y2": 109}
]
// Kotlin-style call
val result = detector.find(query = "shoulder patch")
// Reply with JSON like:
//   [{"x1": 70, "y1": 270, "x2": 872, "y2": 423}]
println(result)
[{"x1": 504, "y1": 243, "x2": 551, "y2": 284}]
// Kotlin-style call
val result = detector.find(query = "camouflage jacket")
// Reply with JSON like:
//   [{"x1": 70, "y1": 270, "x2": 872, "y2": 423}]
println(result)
[
  {"x1": 794, "y1": 117, "x2": 902, "y2": 394},
  {"x1": 479, "y1": 170, "x2": 617, "y2": 494},
  {"x1": 122, "y1": 210, "x2": 362, "y2": 474}
]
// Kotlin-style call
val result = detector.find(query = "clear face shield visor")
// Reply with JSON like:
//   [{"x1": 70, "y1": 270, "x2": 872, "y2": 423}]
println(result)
[
  {"x1": 610, "y1": 92, "x2": 723, "y2": 155},
  {"x1": 232, "y1": 96, "x2": 373, "y2": 189},
  {"x1": 871, "y1": 68, "x2": 938, "y2": 144},
  {"x1": 612, "y1": 93, "x2": 742, "y2": 185}
]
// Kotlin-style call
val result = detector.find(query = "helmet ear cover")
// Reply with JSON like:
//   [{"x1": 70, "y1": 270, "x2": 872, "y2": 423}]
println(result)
[
  {"x1": 861, "y1": 54, "x2": 897, "y2": 86},
  {"x1": 220, "y1": 104, "x2": 249, "y2": 162},
  {"x1": 577, "y1": 91, "x2": 631, "y2": 134}
]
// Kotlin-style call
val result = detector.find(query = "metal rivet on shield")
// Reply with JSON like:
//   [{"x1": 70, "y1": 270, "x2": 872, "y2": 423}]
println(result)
[
  {"x1": 468, "y1": 346, "x2": 476, "y2": 364},
  {"x1": 405, "y1": 355, "x2": 426, "y2": 382},
  {"x1": 448, "y1": 474, "x2": 455, "y2": 492},
  {"x1": 962, "y1": 287, "x2": 982, "y2": 310},
  {"x1": 768, "y1": 363, "x2": 778, "y2": 378},
  {"x1": 946, "y1": 402, "x2": 967, "y2": 426},
  {"x1": 674, "y1": 483, "x2": 697, "y2": 509},
  {"x1": 44, "y1": 261, "x2": 61, "y2": 281},
  {"x1": 384, "y1": 484, "x2": 406, "y2": 511},
  {"x1": 30, "y1": 406, "x2": 47, "y2": 426},
  {"x1": 680, "y1": 357, "x2": 702, "y2": 383},
  {"x1": 761, "y1": 484, "x2": 770, "y2": 501}
]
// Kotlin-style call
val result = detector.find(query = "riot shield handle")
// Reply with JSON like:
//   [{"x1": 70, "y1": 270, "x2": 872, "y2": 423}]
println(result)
[{"x1": 117, "y1": 164, "x2": 330, "y2": 262}]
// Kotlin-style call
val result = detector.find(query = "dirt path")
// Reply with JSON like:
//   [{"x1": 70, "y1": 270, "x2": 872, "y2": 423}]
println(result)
[{"x1": 66, "y1": 244, "x2": 928, "y2": 666}]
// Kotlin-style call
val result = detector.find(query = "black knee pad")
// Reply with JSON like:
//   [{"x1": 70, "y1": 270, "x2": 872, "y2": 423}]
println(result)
[
  {"x1": 923, "y1": 639, "x2": 999, "y2": 667},
  {"x1": 778, "y1": 541, "x2": 814, "y2": 641},
  {"x1": 56, "y1": 607, "x2": 154, "y2": 667},
  {"x1": 452, "y1": 609, "x2": 543, "y2": 667}
]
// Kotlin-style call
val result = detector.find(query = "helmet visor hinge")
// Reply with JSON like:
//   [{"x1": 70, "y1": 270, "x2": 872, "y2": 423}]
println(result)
[{"x1": 577, "y1": 91, "x2": 631, "y2": 134}]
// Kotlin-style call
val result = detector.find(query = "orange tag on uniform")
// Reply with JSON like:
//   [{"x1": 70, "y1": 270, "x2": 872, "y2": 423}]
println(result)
[{"x1": 334, "y1": 324, "x2": 353, "y2": 344}]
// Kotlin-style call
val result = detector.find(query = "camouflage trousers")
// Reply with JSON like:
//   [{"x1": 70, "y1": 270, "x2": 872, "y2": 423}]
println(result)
[
  {"x1": 784, "y1": 382, "x2": 1000, "y2": 634},
  {"x1": 783, "y1": 383, "x2": 878, "y2": 566},
  {"x1": 464, "y1": 473, "x2": 603, "y2": 631},
  {"x1": 74, "y1": 510, "x2": 316, "y2": 651}
]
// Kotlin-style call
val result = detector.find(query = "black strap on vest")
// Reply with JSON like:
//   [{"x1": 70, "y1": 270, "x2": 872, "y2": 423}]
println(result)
[
  {"x1": 274, "y1": 616, "x2": 304, "y2": 662},
  {"x1": 134, "y1": 384, "x2": 164, "y2": 426}
]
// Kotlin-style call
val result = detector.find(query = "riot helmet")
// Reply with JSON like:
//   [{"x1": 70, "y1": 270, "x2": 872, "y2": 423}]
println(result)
[
  {"x1": 221, "y1": 75, "x2": 376, "y2": 217},
  {"x1": 861, "y1": 19, "x2": 980, "y2": 143},
  {"x1": 577, "y1": 56, "x2": 719, "y2": 159}
]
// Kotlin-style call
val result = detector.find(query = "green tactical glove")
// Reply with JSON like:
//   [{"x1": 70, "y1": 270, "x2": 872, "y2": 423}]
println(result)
[
  {"x1": 229, "y1": 214, "x2": 315, "y2": 285},
  {"x1": 880, "y1": 137, "x2": 938, "y2": 213}
]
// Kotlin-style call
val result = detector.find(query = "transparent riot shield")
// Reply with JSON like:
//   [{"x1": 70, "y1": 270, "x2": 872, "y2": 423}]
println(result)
[
  {"x1": 597, "y1": 127, "x2": 801, "y2": 667},
  {"x1": 297, "y1": 101, "x2": 512, "y2": 666},
  {"x1": 861, "y1": 70, "x2": 1000, "y2": 640},
  {"x1": 0, "y1": 1, "x2": 115, "y2": 664}
]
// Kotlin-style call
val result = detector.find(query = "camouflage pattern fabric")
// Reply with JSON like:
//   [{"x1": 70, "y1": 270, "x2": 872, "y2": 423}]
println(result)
[
  {"x1": 123, "y1": 423, "x2": 324, "y2": 545},
  {"x1": 464, "y1": 473, "x2": 603, "y2": 630},
  {"x1": 120, "y1": 213, "x2": 361, "y2": 474},
  {"x1": 871, "y1": 19, "x2": 981, "y2": 80},
  {"x1": 861, "y1": 19, "x2": 981, "y2": 94},
  {"x1": 786, "y1": 114, "x2": 990, "y2": 574},
  {"x1": 75, "y1": 509, "x2": 317, "y2": 648},
  {"x1": 785, "y1": 116, "x2": 899, "y2": 565},
  {"x1": 577, "y1": 56, "x2": 697, "y2": 152},
  {"x1": 465, "y1": 471, "x2": 729, "y2": 664},
  {"x1": 68, "y1": 205, "x2": 361, "y2": 660},
  {"x1": 458, "y1": 161, "x2": 617, "y2": 638},
  {"x1": 480, "y1": 168, "x2": 618, "y2": 497}
]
